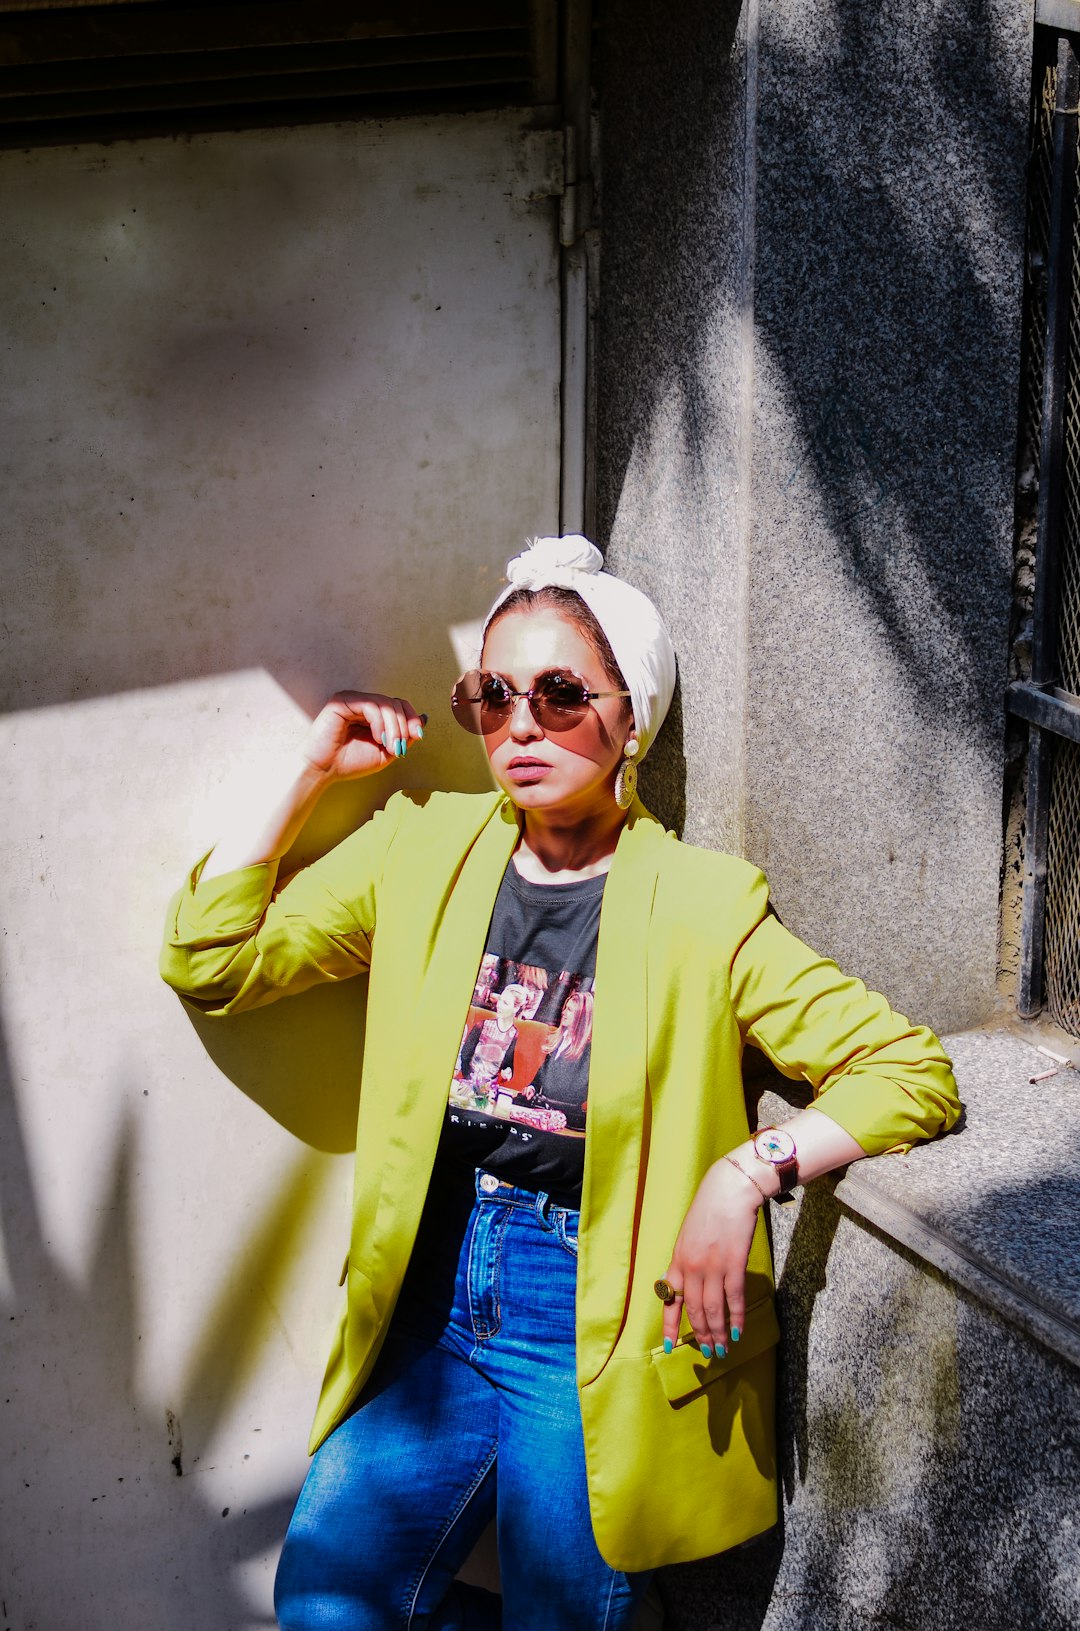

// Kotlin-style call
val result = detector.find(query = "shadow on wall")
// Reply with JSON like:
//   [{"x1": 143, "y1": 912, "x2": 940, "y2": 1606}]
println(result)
[
  {"x1": 596, "y1": 0, "x2": 1023, "y2": 761},
  {"x1": 187, "y1": 981, "x2": 365, "y2": 1155},
  {"x1": 0, "y1": 1019, "x2": 328, "y2": 1628},
  {"x1": 639, "y1": 675, "x2": 687, "y2": 837}
]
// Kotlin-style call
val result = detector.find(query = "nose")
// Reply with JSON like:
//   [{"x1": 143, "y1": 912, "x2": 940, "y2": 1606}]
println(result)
[{"x1": 508, "y1": 690, "x2": 542, "y2": 740}]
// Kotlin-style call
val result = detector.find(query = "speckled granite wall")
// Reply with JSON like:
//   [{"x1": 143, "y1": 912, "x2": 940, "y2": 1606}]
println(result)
[
  {"x1": 596, "y1": 0, "x2": 1030, "y2": 1035},
  {"x1": 596, "y1": 0, "x2": 752, "y2": 858},
  {"x1": 596, "y1": 5, "x2": 1061, "y2": 1626}
]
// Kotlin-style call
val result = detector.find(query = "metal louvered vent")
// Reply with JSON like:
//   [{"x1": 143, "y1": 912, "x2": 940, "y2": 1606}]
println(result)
[{"x1": 0, "y1": 2, "x2": 557, "y2": 146}]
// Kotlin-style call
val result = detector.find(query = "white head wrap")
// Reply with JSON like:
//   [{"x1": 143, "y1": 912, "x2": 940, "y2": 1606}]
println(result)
[{"x1": 484, "y1": 535, "x2": 677, "y2": 759}]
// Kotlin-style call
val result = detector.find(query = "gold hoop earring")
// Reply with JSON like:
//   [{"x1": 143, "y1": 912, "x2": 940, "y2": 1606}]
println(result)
[{"x1": 614, "y1": 739, "x2": 639, "y2": 810}]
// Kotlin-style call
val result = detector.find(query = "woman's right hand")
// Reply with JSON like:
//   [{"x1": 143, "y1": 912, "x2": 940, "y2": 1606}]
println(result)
[{"x1": 301, "y1": 691, "x2": 426, "y2": 783}]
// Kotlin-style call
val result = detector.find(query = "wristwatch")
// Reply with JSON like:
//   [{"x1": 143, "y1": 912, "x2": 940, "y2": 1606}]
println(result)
[{"x1": 752, "y1": 1126, "x2": 798, "y2": 1204}]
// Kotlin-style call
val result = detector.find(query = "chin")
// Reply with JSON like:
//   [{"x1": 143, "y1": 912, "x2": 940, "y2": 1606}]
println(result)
[
  {"x1": 498, "y1": 780, "x2": 556, "y2": 808},
  {"x1": 497, "y1": 777, "x2": 614, "y2": 819}
]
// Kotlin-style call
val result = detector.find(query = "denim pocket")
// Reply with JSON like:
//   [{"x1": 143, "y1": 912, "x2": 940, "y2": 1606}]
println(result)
[{"x1": 553, "y1": 1207, "x2": 580, "y2": 1258}]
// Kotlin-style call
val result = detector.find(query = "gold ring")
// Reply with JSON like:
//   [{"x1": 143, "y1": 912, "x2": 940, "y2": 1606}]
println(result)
[{"x1": 653, "y1": 1277, "x2": 680, "y2": 1305}]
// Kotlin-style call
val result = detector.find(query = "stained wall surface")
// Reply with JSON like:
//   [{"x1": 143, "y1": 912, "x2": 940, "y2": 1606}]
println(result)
[{"x1": 0, "y1": 113, "x2": 561, "y2": 1627}]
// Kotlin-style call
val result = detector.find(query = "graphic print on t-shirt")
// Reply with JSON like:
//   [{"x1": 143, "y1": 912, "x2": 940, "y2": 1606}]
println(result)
[
  {"x1": 450, "y1": 953, "x2": 594, "y2": 1139},
  {"x1": 440, "y1": 862, "x2": 604, "y2": 1203}
]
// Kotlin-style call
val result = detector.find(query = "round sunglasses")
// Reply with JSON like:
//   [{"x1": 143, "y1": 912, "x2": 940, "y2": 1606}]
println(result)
[{"x1": 451, "y1": 668, "x2": 631, "y2": 735}]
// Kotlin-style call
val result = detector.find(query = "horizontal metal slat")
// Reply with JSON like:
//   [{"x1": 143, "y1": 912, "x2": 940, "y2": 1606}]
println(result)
[
  {"x1": 1036, "y1": 0, "x2": 1080, "y2": 34},
  {"x1": 1006, "y1": 679, "x2": 1080, "y2": 743},
  {"x1": 0, "y1": 2, "x2": 525, "y2": 65},
  {"x1": 0, "y1": 54, "x2": 529, "y2": 122},
  {"x1": 0, "y1": 30, "x2": 528, "y2": 97}
]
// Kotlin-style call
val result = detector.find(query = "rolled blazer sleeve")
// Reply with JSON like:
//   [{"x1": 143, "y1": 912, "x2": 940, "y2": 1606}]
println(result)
[
  {"x1": 160, "y1": 792, "x2": 410, "y2": 1016},
  {"x1": 729, "y1": 872, "x2": 960, "y2": 1155}
]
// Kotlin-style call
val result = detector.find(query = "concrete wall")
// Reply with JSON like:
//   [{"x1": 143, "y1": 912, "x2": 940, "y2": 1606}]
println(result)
[
  {"x1": 0, "y1": 112, "x2": 560, "y2": 1628},
  {"x1": 597, "y1": 0, "x2": 1029, "y2": 1036}
]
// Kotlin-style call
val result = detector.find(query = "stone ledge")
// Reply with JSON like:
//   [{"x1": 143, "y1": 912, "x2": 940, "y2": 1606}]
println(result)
[{"x1": 829, "y1": 1025, "x2": 1080, "y2": 1371}]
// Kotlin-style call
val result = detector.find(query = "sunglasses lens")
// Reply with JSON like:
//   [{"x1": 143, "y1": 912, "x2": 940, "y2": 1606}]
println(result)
[
  {"x1": 478, "y1": 674, "x2": 513, "y2": 709},
  {"x1": 451, "y1": 671, "x2": 512, "y2": 734},
  {"x1": 450, "y1": 670, "x2": 593, "y2": 734},
  {"x1": 533, "y1": 672, "x2": 589, "y2": 729}
]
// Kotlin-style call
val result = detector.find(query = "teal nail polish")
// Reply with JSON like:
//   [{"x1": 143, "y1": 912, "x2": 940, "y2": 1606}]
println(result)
[
  {"x1": 395, "y1": 738, "x2": 405, "y2": 756},
  {"x1": 417, "y1": 725, "x2": 425, "y2": 740},
  {"x1": 731, "y1": 1326, "x2": 741, "y2": 1342},
  {"x1": 380, "y1": 732, "x2": 387, "y2": 747},
  {"x1": 699, "y1": 1343, "x2": 712, "y2": 1359},
  {"x1": 717, "y1": 1344, "x2": 727, "y2": 1358},
  {"x1": 663, "y1": 1338, "x2": 673, "y2": 1355}
]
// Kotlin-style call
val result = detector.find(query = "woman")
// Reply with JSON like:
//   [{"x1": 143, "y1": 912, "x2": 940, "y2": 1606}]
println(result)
[
  {"x1": 161, "y1": 535, "x2": 959, "y2": 1630},
  {"x1": 454, "y1": 980, "x2": 530, "y2": 1107},
  {"x1": 523, "y1": 984, "x2": 593, "y2": 1131}
]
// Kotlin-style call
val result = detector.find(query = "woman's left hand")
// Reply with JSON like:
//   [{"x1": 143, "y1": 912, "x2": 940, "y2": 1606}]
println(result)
[{"x1": 660, "y1": 1161, "x2": 763, "y2": 1357}]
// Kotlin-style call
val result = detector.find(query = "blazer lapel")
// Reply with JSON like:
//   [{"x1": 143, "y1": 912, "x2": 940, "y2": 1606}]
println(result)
[
  {"x1": 387, "y1": 796, "x2": 521, "y2": 1189},
  {"x1": 577, "y1": 802, "x2": 664, "y2": 1386}
]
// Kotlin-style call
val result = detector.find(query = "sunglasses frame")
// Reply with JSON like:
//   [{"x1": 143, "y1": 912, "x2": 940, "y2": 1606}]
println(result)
[{"x1": 451, "y1": 667, "x2": 632, "y2": 735}]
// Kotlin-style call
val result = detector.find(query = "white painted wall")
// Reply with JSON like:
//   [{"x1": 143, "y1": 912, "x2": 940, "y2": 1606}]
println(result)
[{"x1": 0, "y1": 112, "x2": 561, "y2": 1627}]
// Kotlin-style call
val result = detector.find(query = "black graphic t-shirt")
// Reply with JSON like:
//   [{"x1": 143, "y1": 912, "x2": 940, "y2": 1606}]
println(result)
[{"x1": 439, "y1": 860, "x2": 606, "y2": 1207}]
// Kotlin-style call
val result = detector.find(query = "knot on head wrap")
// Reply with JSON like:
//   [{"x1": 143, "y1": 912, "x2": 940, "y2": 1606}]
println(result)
[
  {"x1": 487, "y1": 535, "x2": 677, "y2": 760},
  {"x1": 505, "y1": 534, "x2": 604, "y2": 588}
]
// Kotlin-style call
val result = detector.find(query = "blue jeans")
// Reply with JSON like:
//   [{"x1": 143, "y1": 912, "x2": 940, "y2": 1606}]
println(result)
[{"x1": 274, "y1": 1171, "x2": 651, "y2": 1630}]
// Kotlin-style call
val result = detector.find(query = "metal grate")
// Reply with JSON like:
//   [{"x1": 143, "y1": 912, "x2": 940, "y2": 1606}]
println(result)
[
  {"x1": 1021, "y1": 53, "x2": 1057, "y2": 483},
  {"x1": 1009, "y1": 26, "x2": 1080, "y2": 1035},
  {"x1": 1060, "y1": 77, "x2": 1080, "y2": 694},
  {"x1": 1045, "y1": 736, "x2": 1080, "y2": 1029}
]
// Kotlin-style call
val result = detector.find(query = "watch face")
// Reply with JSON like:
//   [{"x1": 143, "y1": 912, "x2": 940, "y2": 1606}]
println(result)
[{"x1": 754, "y1": 1127, "x2": 796, "y2": 1165}]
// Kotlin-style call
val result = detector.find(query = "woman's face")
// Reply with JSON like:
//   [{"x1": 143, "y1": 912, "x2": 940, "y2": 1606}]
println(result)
[
  {"x1": 479, "y1": 608, "x2": 633, "y2": 821},
  {"x1": 495, "y1": 988, "x2": 519, "y2": 1026}
]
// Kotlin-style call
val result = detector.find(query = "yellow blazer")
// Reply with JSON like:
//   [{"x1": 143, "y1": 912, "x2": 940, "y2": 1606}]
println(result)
[{"x1": 161, "y1": 790, "x2": 959, "y2": 1572}]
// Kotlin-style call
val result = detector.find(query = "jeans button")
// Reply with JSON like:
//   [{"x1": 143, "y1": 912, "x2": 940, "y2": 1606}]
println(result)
[{"x1": 479, "y1": 1172, "x2": 500, "y2": 1194}]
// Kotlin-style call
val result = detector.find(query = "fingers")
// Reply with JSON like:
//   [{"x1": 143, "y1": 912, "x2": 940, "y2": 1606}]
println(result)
[
  {"x1": 404, "y1": 702, "x2": 426, "y2": 745},
  {"x1": 681, "y1": 1271, "x2": 728, "y2": 1358},
  {"x1": 726, "y1": 1279, "x2": 745, "y2": 1348},
  {"x1": 660, "y1": 1273, "x2": 684, "y2": 1351},
  {"x1": 330, "y1": 692, "x2": 427, "y2": 760},
  {"x1": 664, "y1": 1264, "x2": 740, "y2": 1359}
]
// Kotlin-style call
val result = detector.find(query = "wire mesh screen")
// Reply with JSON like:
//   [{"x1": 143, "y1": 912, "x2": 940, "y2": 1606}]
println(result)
[
  {"x1": 1060, "y1": 94, "x2": 1080, "y2": 697},
  {"x1": 1045, "y1": 735, "x2": 1080, "y2": 1032},
  {"x1": 1045, "y1": 40, "x2": 1080, "y2": 1035},
  {"x1": 1016, "y1": 34, "x2": 1080, "y2": 1034},
  {"x1": 1020, "y1": 51, "x2": 1056, "y2": 480}
]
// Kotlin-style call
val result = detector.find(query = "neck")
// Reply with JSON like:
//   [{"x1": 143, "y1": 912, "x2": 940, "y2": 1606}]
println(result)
[{"x1": 516, "y1": 802, "x2": 630, "y2": 881}]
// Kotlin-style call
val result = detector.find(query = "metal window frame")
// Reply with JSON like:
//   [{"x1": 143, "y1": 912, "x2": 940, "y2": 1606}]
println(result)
[{"x1": 1008, "y1": 16, "x2": 1080, "y2": 1016}]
